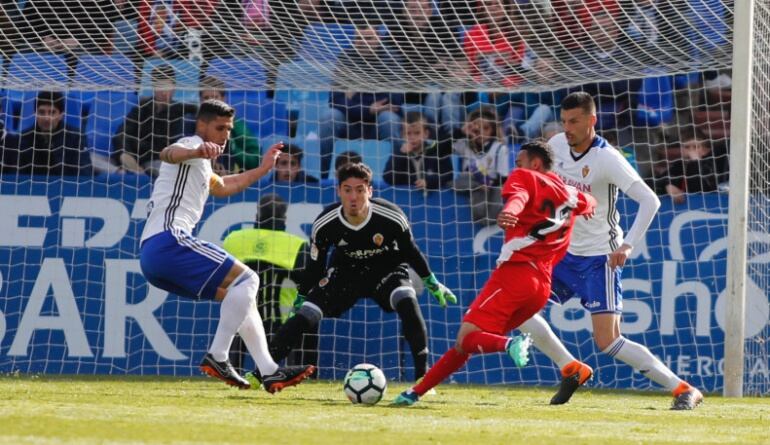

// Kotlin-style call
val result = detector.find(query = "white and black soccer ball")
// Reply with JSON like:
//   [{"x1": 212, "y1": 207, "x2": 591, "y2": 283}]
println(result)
[{"x1": 343, "y1": 363, "x2": 387, "y2": 405}]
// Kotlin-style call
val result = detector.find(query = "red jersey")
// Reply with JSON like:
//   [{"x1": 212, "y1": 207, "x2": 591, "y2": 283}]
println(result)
[{"x1": 496, "y1": 168, "x2": 596, "y2": 273}]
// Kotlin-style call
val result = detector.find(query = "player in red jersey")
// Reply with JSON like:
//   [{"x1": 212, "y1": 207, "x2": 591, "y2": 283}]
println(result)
[{"x1": 393, "y1": 140, "x2": 597, "y2": 406}]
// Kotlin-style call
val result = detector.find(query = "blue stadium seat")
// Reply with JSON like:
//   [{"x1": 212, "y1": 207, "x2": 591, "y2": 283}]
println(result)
[
  {"x1": 634, "y1": 74, "x2": 674, "y2": 127},
  {"x1": 140, "y1": 58, "x2": 200, "y2": 104},
  {"x1": 226, "y1": 91, "x2": 289, "y2": 138},
  {"x1": 84, "y1": 91, "x2": 139, "y2": 157},
  {"x1": 274, "y1": 60, "x2": 333, "y2": 104},
  {"x1": 333, "y1": 140, "x2": 393, "y2": 183},
  {"x1": 74, "y1": 54, "x2": 136, "y2": 88},
  {"x1": 296, "y1": 23, "x2": 356, "y2": 63},
  {"x1": 205, "y1": 57, "x2": 267, "y2": 90}
]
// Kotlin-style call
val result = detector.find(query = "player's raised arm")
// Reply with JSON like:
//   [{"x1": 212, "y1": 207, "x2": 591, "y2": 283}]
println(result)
[{"x1": 210, "y1": 143, "x2": 282, "y2": 197}]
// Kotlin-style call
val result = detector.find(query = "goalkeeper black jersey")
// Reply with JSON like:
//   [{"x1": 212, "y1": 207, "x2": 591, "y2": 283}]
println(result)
[{"x1": 300, "y1": 198, "x2": 432, "y2": 295}]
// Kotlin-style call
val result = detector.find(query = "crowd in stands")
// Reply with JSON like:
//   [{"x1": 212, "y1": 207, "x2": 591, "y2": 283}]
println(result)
[{"x1": 0, "y1": 0, "x2": 736, "y2": 224}]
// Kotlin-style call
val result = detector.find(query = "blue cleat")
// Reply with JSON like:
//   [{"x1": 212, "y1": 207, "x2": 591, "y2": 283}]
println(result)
[
  {"x1": 392, "y1": 390, "x2": 420, "y2": 406},
  {"x1": 507, "y1": 333, "x2": 532, "y2": 368}
]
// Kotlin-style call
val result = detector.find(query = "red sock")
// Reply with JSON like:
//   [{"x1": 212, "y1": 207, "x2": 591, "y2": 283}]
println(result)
[
  {"x1": 412, "y1": 348, "x2": 469, "y2": 396},
  {"x1": 461, "y1": 330, "x2": 508, "y2": 354}
]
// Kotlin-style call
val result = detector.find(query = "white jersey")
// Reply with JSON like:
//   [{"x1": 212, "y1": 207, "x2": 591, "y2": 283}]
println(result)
[
  {"x1": 548, "y1": 133, "x2": 641, "y2": 256},
  {"x1": 141, "y1": 135, "x2": 211, "y2": 243}
]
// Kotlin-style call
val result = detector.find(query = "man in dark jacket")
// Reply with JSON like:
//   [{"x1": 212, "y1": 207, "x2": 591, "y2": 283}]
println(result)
[
  {"x1": 113, "y1": 65, "x2": 194, "y2": 176},
  {"x1": 1, "y1": 91, "x2": 92, "y2": 176}
]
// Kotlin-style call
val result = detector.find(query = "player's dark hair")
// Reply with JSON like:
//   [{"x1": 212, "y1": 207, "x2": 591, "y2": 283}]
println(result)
[
  {"x1": 197, "y1": 99, "x2": 235, "y2": 122},
  {"x1": 36, "y1": 91, "x2": 64, "y2": 113},
  {"x1": 281, "y1": 143, "x2": 304, "y2": 163},
  {"x1": 337, "y1": 162, "x2": 373, "y2": 184},
  {"x1": 561, "y1": 92, "x2": 596, "y2": 115},
  {"x1": 255, "y1": 193, "x2": 288, "y2": 231},
  {"x1": 520, "y1": 140, "x2": 555, "y2": 171},
  {"x1": 335, "y1": 151, "x2": 363, "y2": 171}
]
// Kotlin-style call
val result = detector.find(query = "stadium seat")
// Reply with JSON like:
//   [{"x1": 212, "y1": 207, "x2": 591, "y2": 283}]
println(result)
[
  {"x1": 84, "y1": 91, "x2": 139, "y2": 157},
  {"x1": 274, "y1": 60, "x2": 333, "y2": 105},
  {"x1": 634, "y1": 74, "x2": 675, "y2": 127},
  {"x1": 140, "y1": 58, "x2": 200, "y2": 104},
  {"x1": 227, "y1": 93, "x2": 288, "y2": 138},
  {"x1": 295, "y1": 23, "x2": 357, "y2": 63},
  {"x1": 333, "y1": 140, "x2": 393, "y2": 183},
  {"x1": 205, "y1": 57, "x2": 267, "y2": 90}
]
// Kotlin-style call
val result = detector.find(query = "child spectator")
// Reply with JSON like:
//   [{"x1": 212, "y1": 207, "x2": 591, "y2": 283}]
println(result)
[
  {"x1": 383, "y1": 111, "x2": 453, "y2": 190},
  {"x1": 272, "y1": 143, "x2": 319, "y2": 184},
  {"x1": 452, "y1": 106, "x2": 509, "y2": 225}
]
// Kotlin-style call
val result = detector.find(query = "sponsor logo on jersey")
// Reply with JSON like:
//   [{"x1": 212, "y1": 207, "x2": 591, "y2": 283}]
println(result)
[
  {"x1": 582, "y1": 165, "x2": 590, "y2": 178},
  {"x1": 373, "y1": 233, "x2": 384, "y2": 247}
]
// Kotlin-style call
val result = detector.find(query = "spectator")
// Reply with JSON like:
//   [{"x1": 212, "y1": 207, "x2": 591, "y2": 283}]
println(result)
[
  {"x1": 318, "y1": 24, "x2": 404, "y2": 179},
  {"x1": 386, "y1": 0, "x2": 467, "y2": 136},
  {"x1": 383, "y1": 111, "x2": 453, "y2": 190},
  {"x1": 1, "y1": 91, "x2": 92, "y2": 177},
  {"x1": 271, "y1": 143, "x2": 319, "y2": 184},
  {"x1": 334, "y1": 150, "x2": 363, "y2": 173},
  {"x1": 451, "y1": 106, "x2": 509, "y2": 225},
  {"x1": 113, "y1": 65, "x2": 192, "y2": 176},
  {"x1": 19, "y1": 0, "x2": 119, "y2": 55},
  {"x1": 659, "y1": 128, "x2": 722, "y2": 204},
  {"x1": 199, "y1": 75, "x2": 261, "y2": 173},
  {"x1": 136, "y1": 0, "x2": 182, "y2": 58}
]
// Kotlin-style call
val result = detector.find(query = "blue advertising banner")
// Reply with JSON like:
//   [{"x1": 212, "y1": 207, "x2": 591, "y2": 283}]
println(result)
[{"x1": 0, "y1": 176, "x2": 767, "y2": 392}]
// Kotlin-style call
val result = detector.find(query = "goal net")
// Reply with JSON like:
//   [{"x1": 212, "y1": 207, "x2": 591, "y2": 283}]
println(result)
[{"x1": 0, "y1": 0, "x2": 766, "y2": 395}]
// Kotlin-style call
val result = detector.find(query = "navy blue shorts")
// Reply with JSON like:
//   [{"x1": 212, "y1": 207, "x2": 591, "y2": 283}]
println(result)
[
  {"x1": 140, "y1": 229, "x2": 235, "y2": 300},
  {"x1": 550, "y1": 252, "x2": 623, "y2": 314}
]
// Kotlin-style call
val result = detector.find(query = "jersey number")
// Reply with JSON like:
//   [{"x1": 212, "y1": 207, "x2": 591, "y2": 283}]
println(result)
[{"x1": 529, "y1": 199, "x2": 573, "y2": 241}]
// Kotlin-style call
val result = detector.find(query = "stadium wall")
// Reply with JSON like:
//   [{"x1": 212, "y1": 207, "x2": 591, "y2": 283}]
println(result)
[{"x1": 0, "y1": 177, "x2": 767, "y2": 393}]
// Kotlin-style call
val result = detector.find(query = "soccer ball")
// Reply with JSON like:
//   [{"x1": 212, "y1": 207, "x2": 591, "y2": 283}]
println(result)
[{"x1": 343, "y1": 363, "x2": 387, "y2": 405}]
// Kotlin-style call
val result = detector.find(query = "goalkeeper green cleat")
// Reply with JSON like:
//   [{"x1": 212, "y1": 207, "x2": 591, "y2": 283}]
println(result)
[
  {"x1": 506, "y1": 333, "x2": 532, "y2": 368},
  {"x1": 392, "y1": 390, "x2": 420, "y2": 406}
]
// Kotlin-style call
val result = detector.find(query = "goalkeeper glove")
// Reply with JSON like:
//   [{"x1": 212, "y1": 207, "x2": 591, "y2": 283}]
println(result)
[{"x1": 422, "y1": 273, "x2": 457, "y2": 308}]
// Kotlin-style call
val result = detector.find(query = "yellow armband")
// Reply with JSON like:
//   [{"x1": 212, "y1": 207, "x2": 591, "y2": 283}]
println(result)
[{"x1": 209, "y1": 173, "x2": 225, "y2": 189}]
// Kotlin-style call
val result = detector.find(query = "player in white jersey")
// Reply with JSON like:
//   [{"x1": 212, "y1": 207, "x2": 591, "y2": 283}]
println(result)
[
  {"x1": 518, "y1": 92, "x2": 703, "y2": 410},
  {"x1": 139, "y1": 99, "x2": 315, "y2": 392}
]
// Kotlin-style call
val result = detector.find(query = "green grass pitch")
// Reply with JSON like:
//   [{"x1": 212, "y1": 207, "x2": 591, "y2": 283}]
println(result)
[{"x1": 1, "y1": 375, "x2": 769, "y2": 445}]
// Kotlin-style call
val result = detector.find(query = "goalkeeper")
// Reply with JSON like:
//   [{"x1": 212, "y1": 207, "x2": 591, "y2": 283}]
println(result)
[{"x1": 254, "y1": 162, "x2": 457, "y2": 382}]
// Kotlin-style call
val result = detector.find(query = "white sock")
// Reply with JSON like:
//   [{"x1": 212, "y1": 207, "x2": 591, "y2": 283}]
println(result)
[
  {"x1": 238, "y1": 302, "x2": 279, "y2": 376},
  {"x1": 603, "y1": 336, "x2": 681, "y2": 391},
  {"x1": 519, "y1": 313, "x2": 575, "y2": 369},
  {"x1": 208, "y1": 271, "x2": 257, "y2": 362}
]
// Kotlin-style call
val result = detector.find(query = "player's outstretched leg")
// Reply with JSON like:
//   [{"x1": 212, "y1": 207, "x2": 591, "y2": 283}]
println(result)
[
  {"x1": 671, "y1": 382, "x2": 704, "y2": 410},
  {"x1": 550, "y1": 360, "x2": 593, "y2": 405},
  {"x1": 262, "y1": 365, "x2": 317, "y2": 394},
  {"x1": 200, "y1": 353, "x2": 251, "y2": 389}
]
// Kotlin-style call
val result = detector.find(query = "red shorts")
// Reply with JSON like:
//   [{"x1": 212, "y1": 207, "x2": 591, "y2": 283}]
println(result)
[{"x1": 463, "y1": 261, "x2": 551, "y2": 335}]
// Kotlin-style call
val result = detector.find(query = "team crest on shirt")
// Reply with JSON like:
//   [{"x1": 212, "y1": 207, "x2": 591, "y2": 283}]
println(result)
[
  {"x1": 373, "y1": 233, "x2": 384, "y2": 247},
  {"x1": 582, "y1": 165, "x2": 590, "y2": 178},
  {"x1": 310, "y1": 243, "x2": 319, "y2": 260},
  {"x1": 319, "y1": 277, "x2": 329, "y2": 287}
]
